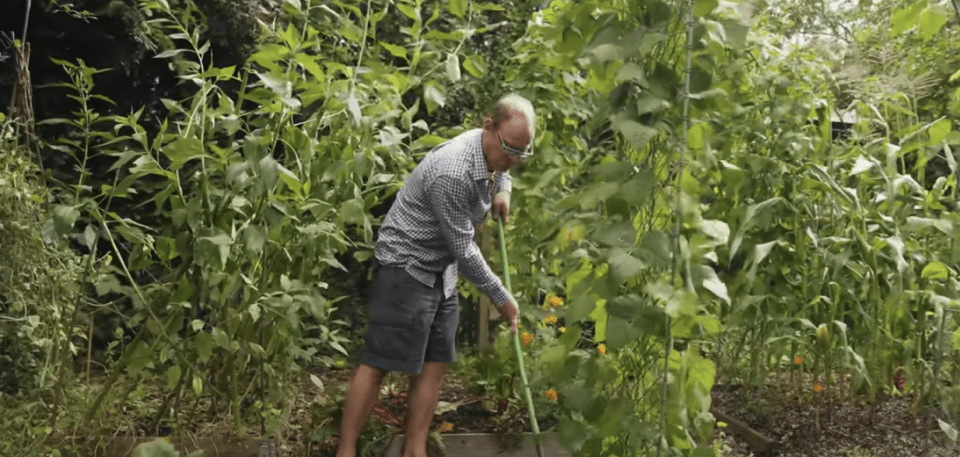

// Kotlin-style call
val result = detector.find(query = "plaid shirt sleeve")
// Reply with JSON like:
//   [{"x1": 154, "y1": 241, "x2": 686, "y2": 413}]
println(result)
[{"x1": 428, "y1": 174, "x2": 511, "y2": 307}]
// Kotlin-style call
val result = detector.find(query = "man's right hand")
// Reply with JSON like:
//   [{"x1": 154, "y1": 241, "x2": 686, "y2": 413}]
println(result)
[{"x1": 499, "y1": 294, "x2": 519, "y2": 334}]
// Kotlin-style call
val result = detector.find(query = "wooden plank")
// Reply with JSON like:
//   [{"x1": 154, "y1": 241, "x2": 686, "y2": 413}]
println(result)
[
  {"x1": 382, "y1": 433, "x2": 570, "y2": 457},
  {"x1": 45, "y1": 436, "x2": 264, "y2": 457},
  {"x1": 710, "y1": 408, "x2": 778, "y2": 456}
]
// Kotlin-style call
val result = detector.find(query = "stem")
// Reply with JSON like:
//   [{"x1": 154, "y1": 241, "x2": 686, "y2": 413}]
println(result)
[
  {"x1": 86, "y1": 311, "x2": 94, "y2": 383},
  {"x1": 659, "y1": 1, "x2": 694, "y2": 455},
  {"x1": 150, "y1": 364, "x2": 188, "y2": 433},
  {"x1": 951, "y1": 0, "x2": 960, "y2": 27},
  {"x1": 82, "y1": 328, "x2": 148, "y2": 427},
  {"x1": 349, "y1": 0, "x2": 374, "y2": 92},
  {"x1": 231, "y1": 350, "x2": 241, "y2": 437}
]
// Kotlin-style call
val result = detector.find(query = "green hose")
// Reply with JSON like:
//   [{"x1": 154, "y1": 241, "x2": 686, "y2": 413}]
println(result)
[{"x1": 497, "y1": 218, "x2": 545, "y2": 457}]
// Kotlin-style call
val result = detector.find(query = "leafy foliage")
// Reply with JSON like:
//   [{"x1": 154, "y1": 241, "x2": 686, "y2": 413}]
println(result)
[
  {"x1": 0, "y1": 115, "x2": 87, "y2": 456},
  {"x1": 3, "y1": 0, "x2": 960, "y2": 455}
]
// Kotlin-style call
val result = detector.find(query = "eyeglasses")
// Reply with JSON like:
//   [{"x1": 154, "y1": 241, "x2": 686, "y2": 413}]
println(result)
[{"x1": 497, "y1": 131, "x2": 533, "y2": 160}]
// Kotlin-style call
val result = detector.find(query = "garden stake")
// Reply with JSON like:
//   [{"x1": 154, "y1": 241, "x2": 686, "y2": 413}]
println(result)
[{"x1": 497, "y1": 217, "x2": 545, "y2": 457}]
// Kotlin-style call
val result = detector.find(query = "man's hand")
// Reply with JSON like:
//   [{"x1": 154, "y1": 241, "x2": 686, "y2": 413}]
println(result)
[
  {"x1": 492, "y1": 191, "x2": 511, "y2": 224},
  {"x1": 499, "y1": 293, "x2": 519, "y2": 334}
]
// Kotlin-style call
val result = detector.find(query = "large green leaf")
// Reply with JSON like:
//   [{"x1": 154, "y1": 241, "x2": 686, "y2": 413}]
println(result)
[
  {"x1": 445, "y1": 53, "x2": 460, "y2": 82},
  {"x1": 556, "y1": 27, "x2": 584, "y2": 55},
  {"x1": 162, "y1": 137, "x2": 205, "y2": 170},
  {"x1": 592, "y1": 221, "x2": 637, "y2": 248},
  {"x1": 637, "y1": 229, "x2": 672, "y2": 268},
  {"x1": 567, "y1": 294, "x2": 596, "y2": 324},
  {"x1": 606, "y1": 315, "x2": 641, "y2": 349},
  {"x1": 921, "y1": 261, "x2": 949, "y2": 280},
  {"x1": 424, "y1": 85, "x2": 446, "y2": 113},
  {"x1": 697, "y1": 265, "x2": 729, "y2": 304},
  {"x1": 928, "y1": 118, "x2": 952, "y2": 146},
  {"x1": 581, "y1": 182, "x2": 620, "y2": 210},
  {"x1": 447, "y1": 0, "x2": 466, "y2": 18},
  {"x1": 618, "y1": 169, "x2": 656, "y2": 206},
  {"x1": 166, "y1": 365, "x2": 182, "y2": 391},
  {"x1": 462, "y1": 55, "x2": 486, "y2": 78},
  {"x1": 919, "y1": 5, "x2": 947, "y2": 41},
  {"x1": 607, "y1": 249, "x2": 643, "y2": 281},
  {"x1": 615, "y1": 119, "x2": 659, "y2": 150},
  {"x1": 890, "y1": 0, "x2": 927, "y2": 36},
  {"x1": 380, "y1": 41, "x2": 407, "y2": 60},
  {"x1": 695, "y1": 0, "x2": 718, "y2": 16},
  {"x1": 52, "y1": 205, "x2": 80, "y2": 237},
  {"x1": 196, "y1": 331, "x2": 213, "y2": 363}
]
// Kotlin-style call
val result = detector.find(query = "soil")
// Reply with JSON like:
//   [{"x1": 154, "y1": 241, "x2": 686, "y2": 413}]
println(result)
[
  {"x1": 709, "y1": 372, "x2": 960, "y2": 457},
  {"x1": 302, "y1": 364, "x2": 560, "y2": 456},
  {"x1": 110, "y1": 362, "x2": 955, "y2": 457},
  {"x1": 304, "y1": 367, "x2": 960, "y2": 457}
]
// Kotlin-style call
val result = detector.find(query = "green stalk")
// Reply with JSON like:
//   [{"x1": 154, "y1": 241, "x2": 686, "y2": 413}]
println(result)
[{"x1": 497, "y1": 219, "x2": 544, "y2": 456}]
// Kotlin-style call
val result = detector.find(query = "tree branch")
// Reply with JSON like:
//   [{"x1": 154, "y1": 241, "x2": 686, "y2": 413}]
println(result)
[{"x1": 951, "y1": 0, "x2": 960, "y2": 29}]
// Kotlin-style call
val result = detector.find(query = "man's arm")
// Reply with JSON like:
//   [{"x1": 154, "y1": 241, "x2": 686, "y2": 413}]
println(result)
[
  {"x1": 429, "y1": 174, "x2": 511, "y2": 307},
  {"x1": 495, "y1": 171, "x2": 512, "y2": 194}
]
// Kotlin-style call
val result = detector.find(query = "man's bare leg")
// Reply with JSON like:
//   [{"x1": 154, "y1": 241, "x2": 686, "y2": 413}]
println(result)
[
  {"x1": 401, "y1": 362, "x2": 447, "y2": 457},
  {"x1": 336, "y1": 364, "x2": 386, "y2": 457}
]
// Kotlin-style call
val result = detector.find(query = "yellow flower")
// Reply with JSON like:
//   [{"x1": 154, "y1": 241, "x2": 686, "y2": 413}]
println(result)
[
  {"x1": 792, "y1": 356, "x2": 802, "y2": 366},
  {"x1": 521, "y1": 332, "x2": 533, "y2": 346},
  {"x1": 717, "y1": 421, "x2": 728, "y2": 428},
  {"x1": 559, "y1": 326, "x2": 566, "y2": 333},
  {"x1": 544, "y1": 314, "x2": 558, "y2": 325},
  {"x1": 549, "y1": 296, "x2": 564, "y2": 307},
  {"x1": 813, "y1": 382, "x2": 824, "y2": 393},
  {"x1": 598, "y1": 344, "x2": 607, "y2": 356},
  {"x1": 439, "y1": 421, "x2": 454, "y2": 433},
  {"x1": 546, "y1": 389, "x2": 558, "y2": 401}
]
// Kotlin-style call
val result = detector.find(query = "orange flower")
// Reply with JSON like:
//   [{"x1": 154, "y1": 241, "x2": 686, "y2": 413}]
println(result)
[
  {"x1": 598, "y1": 344, "x2": 607, "y2": 355},
  {"x1": 439, "y1": 421, "x2": 454, "y2": 433},
  {"x1": 813, "y1": 382, "x2": 824, "y2": 393},
  {"x1": 544, "y1": 314, "x2": 558, "y2": 325},
  {"x1": 521, "y1": 332, "x2": 533, "y2": 346},
  {"x1": 793, "y1": 356, "x2": 802, "y2": 366},
  {"x1": 549, "y1": 296, "x2": 564, "y2": 307},
  {"x1": 546, "y1": 389, "x2": 558, "y2": 401},
  {"x1": 559, "y1": 326, "x2": 566, "y2": 333}
]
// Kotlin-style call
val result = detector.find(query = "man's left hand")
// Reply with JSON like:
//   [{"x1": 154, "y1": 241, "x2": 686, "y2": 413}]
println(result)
[{"x1": 492, "y1": 191, "x2": 511, "y2": 224}]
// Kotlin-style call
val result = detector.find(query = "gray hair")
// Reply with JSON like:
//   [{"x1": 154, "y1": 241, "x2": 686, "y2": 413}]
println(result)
[{"x1": 490, "y1": 93, "x2": 536, "y2": 139}]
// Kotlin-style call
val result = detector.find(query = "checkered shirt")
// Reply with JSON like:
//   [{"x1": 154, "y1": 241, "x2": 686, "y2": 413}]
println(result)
[{"x1": 375, "y1": 128, "x2": 512, "y2": 307}]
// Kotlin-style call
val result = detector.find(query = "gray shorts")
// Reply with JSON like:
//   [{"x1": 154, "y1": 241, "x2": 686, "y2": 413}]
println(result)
[{"x1": 362, "y1": 263, "x2": 459, "y2": 374}]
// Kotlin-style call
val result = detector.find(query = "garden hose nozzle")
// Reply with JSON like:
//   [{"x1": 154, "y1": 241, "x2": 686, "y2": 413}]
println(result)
[{"x1": 497, "y1": 218, "x2": 546, "y2": 457}]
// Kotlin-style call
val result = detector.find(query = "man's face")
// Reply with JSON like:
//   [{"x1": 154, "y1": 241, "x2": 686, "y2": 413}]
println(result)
[{"x1": 488, "y1": 115, "x2": 532, "y2": 172}]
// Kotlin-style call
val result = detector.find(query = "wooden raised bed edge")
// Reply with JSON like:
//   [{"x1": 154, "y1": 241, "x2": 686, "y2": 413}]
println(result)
[
  {"x1": 43, "y1": 435, "x2": 264, "y2": 457},
  {"x1": 43, "y1": 410, "x2": 773, "y2": 457},
  {"x1": 43, "y1": 433, "x2": 570, "y2": 457},
  {"x1": 383, "y1": 432, "x2": 569, "y2": 457}
]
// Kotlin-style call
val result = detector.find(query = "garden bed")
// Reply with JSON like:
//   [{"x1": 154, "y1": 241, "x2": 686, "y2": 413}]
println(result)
[
  {"x1": 43, "y1": 364, "x2": 960, "y2": 457},
  {"x1": 709, "y1": 372, "x2": 960, "y2": 457}
]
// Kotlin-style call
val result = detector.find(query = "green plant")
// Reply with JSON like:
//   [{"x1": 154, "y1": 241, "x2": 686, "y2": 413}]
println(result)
[{"x1": 0, "y1": 113, "x2": 87, "y2": 455}]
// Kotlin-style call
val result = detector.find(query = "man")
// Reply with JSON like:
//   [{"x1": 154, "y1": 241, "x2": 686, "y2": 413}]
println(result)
[{"x1": 335, "y1": 93, "x2": 535, "y2": 457}]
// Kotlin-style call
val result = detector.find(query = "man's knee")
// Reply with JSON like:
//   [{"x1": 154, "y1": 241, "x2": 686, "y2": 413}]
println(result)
[{"x1": 356, "y1": 363, "x2": 387, "y2": 383}]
